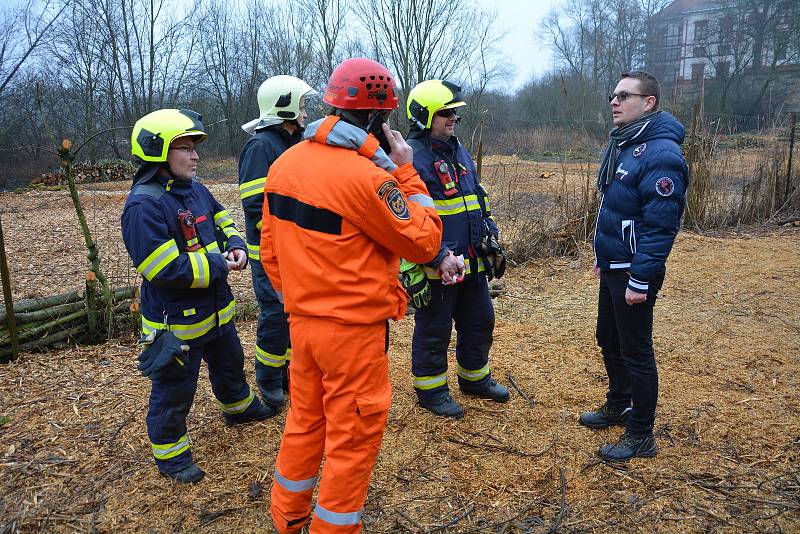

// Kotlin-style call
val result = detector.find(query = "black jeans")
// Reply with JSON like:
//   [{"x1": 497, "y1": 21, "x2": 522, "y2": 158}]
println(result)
[{"x1": 596, "y1": 269, "x2": 665, "y2": 435}]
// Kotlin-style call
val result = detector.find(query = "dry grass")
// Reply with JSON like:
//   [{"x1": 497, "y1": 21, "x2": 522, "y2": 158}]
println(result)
[
  {"x1": 1, "y1": 155, "x2": 799, "y2": 532},
  {"x1": 1, "y1": 228, "x2": 799, "y2": 532}
]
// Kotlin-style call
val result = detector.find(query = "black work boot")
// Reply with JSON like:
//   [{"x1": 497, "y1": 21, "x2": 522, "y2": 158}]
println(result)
[
  {"x1": 599, "y1": 432, "x2": 658, "y2": 462},
  {"x1": 461, "y1": 379, "x2": 510, "y2": 403},
  {"x1": 161, "y1": 463, "x2": 205, "y2": 484},
  {"x1": 578, "y1": 404, "x2": 631, "y2": 429},
  {"x1": 419, "y1": 395, "x2": 464, "y2": 419},
  {"x1": 259, "y1": 387, "x2": 286, "y2": 410},
  {"x1": 223, "y1": 397, "x2": 276, "y2": 426}
]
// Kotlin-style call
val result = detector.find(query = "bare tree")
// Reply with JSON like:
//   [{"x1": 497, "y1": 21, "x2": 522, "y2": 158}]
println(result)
[
  {"x1": 355, "y1": 0, "x2": 503, "y2": 102},
  {"x1": 300, "y1": 0, "x2": 348, "y2": 81},
  {"x1": 0, "y1": 0, "x2": 70, "y2": 97}
]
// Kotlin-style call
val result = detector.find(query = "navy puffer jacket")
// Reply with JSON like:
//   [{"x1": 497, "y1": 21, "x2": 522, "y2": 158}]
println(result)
[{"x1": 593, "y1": 111, "x2": 689, "y2": 294}]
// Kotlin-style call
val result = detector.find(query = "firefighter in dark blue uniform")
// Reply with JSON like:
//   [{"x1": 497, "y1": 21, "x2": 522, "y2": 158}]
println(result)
[
  {"x1": 580, "y1": 71, "x2": 688, "y2": 462},
  {"x1": 239, "y1": 76, "x2": 317, "y2": 408},
  {"x1": 402, "y1": 80, "x2": 510, "y2": 419},
  {"x1": 122, "y1": 109, "x2": 273, "y2": 483}
]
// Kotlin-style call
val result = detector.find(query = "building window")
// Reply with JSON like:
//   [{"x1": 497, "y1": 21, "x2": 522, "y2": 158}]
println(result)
[
  {"x1": 694, "y1": 20, "x2": 708, "y2": 42},
  {"x1": 694, "y1": 46, "x2": 707, "y2": 57},
  {"x1": 716, "y1": 61, "x2": 730, "y2": 78},
  {"x1": 719, "y1": 43, "x2": 731, "y2": 56},
  {"x1": 691, "y1": 63, "x2": 705, "y2": 81}
]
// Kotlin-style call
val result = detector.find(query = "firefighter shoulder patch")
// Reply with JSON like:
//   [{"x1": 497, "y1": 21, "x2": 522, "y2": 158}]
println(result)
[
  {"x1": 385, "y1": 187, "x2": 410, "y2": 220},
  {"x1": 655, "y1": 176, "x2": 675, "y2": 196},
  {"x1": 376, "y1": 180, "x2": 397, "y2": 199}
]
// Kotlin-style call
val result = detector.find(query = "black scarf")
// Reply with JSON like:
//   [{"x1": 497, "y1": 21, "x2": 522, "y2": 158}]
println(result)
[{"x1": 597, "y1": 111, "x2": 658, "y2": 191}]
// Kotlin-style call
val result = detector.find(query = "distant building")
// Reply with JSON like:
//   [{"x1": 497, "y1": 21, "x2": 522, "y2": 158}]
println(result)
[{"x1": 648, "y1": 0, "x2": 798, "y2": 87}]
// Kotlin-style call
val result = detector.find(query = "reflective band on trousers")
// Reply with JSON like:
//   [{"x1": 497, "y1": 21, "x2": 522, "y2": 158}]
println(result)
[
  {"x1": 256, "y1": 346, "x2": 286, "y2": 367},
  {"x1": 151, "y1": 433, "x2": 190, "y2": 460},
  {"x1": 137, "y1": 239, "x2": 179, "y2": 281},
  {"x1": 407, "y1": 193, "x2": 434, "y2": 208},
  {"x1": 219, "y1": 386, "x2": 255, "y2": 414},
  {"x1": 142, "y1": 299, "x2": 236, "y2": 340},
  {"x1": 275, "y1": 468, "x2": 318, "y2": 492},
  {"x1": 240, "y1": 176, "x2": 267, "y2": 199},
  {"x1": 314, "y1": 504, "x2": 362, "y2": 526},
  {"x1": 413, "y1": 372, "x2": 447, "y2": 390},
  {"x1": 457, "y1": 363, "x2": 490, "y2": 381},
  {"x1": 247, "y1": 243, "x2": 260, "y2": 261}
]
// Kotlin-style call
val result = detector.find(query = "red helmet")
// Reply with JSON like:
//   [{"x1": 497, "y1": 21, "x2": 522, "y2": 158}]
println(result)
[{"x1": 323, "y1": 58, "x2": 398, "y2": 111}]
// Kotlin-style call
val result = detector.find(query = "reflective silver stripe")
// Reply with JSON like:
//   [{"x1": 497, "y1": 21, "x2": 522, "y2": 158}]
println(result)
[
  {"x1": 219, "y1": 387, "x2": 254, "y2": 414},
  {"x1": 275, "y1": 468, "x2": 318, "y2": 492},
  {"x1": 247, "y1": 243, "x2": 260, "y2": 261},
  {"x1": 413, "y1": 373, "x2": 447, "y2": 390},
  {"x1": 457, "y1": 363, "x2": 490, "y2": 381},
  {"x1": 628, "y1": 278, "x2": 648, "y2": 291},
  {"x1": 256, "y1": 346, "x2": 285, "y2": 367},
  {"x1": 240, "y1": 176, "x2": 267, "y2": 199},
  {"x1": 138, "y1": 239, "x2": 179, "y2": 281},
  {"x1": 314, "y1": 504, "x2": 362, "y2": 526},
  {"x1": 609, "y1": 262, "x2": 631, "y2": 269},
  {"x1": 214, "y1": 210, "x2": 234, "y2": 228},
  {"x1": 407, "y1": 193, "x2": 434, "y2": 208},
  {"x1": 151, "y1": 434, "x2": 191, "y2": 460}
]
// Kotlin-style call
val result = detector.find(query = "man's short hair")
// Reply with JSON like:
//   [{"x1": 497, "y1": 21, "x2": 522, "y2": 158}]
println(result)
[{"x1": 620, "y1": 71, "x2": 660, "y2": 110}]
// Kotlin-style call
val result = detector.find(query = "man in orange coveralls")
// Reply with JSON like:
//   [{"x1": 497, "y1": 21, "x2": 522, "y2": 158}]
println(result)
[{"x1": 261, "y1": 57, "x2": 450, "y2": 533}]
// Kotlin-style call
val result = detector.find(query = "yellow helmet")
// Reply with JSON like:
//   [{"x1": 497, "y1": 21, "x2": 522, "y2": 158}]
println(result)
[
  {"x1": 406, "y1": 80, "x2": 466, "y2": 130},
  {"x1": 131, "y1": 109, "x2": 208, "y2": 163}
]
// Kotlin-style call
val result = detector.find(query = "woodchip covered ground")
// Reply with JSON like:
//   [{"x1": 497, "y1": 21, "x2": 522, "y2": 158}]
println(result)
[{"x1": 1, "y1": 163, "x2": 799, "y2": 533}]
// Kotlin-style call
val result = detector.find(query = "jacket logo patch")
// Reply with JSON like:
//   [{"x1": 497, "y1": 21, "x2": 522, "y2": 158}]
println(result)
[
  {"x1": 656, "y1": 176, "x2": 675, "y2": 196},
  {"x1": 386, "y1": 188, "x2": 410, "y2": 220},
  {"x1": 376, "y1": 180, "x2": 397, "y2": 199},
  {"x1": 633, "y1": 143, "x2": 647, "y2": 157}
]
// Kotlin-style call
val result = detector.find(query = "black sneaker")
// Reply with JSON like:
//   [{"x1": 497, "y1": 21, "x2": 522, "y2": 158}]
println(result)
[
  {"x1": 599, "y1": 432, "x2": 658, "y2": 462},
  {"x1": 419, "y1": 395, "x2": 464, "y2": 419},
  {"x1": 223, "y1": 397, "x2": 277, "y2": 426},
  {"x1": 160, "y1": 463, "x2": 205, "y2": 484},
  {"x1": 461, "y1": 380, "x2": 510, "y2": 403},
  {"x1": 578, "y1": 404, "x2": 631, "y2": 429}
]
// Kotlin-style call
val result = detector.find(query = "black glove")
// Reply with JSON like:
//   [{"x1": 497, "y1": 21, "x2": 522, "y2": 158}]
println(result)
[
  {"x1": 137, "y1": 330, "x2": 190, "y2": 381},
  {"x1": 478, "y1": 221, "x2": 506, "y2": 280}
]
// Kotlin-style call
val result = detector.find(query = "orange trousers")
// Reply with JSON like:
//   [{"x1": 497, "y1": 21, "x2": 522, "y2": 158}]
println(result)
[{"x1": 270, "y1": 316, "x2": 392, "y2": 534}]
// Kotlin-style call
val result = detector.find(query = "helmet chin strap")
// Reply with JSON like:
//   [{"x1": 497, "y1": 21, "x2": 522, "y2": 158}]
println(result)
[{"x1": 332, "y1": 109, "x2": 371, "y2": 131}]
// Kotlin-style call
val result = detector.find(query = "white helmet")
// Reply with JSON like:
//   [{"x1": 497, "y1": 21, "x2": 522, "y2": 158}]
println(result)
[{"x1": 241, "y1": 75, "x2": 318, "y2": 135}]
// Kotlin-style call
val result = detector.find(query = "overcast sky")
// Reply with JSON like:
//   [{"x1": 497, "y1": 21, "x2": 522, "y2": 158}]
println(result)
[{"x1": 483, "y1": 0, "x2": 564, "y2": 89}]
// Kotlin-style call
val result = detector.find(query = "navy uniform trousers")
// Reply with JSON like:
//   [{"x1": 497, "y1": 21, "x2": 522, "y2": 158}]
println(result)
[
  {"x1": 251, "y1": 259, "x2": 291, "y2": 395},
  {"x1": 148, "y1": 325, "x2": 257, "y2": 474},
  {"x1": 411, "y1": 273, "x2": 494, "y2": 401},
  {"x1": 596, "y1": 269, "x2": 665, "y2": 435}
]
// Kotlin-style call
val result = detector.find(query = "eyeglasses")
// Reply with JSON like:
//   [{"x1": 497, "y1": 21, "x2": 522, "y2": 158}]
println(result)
[
  {"x1": 170, "y1": 146, "x2": 198, "y2": 154},
  {"x1": 435, "y1": 108, "x2": 458, "y2": 118},
  {"x1": 608, "y1": 91, "x2": 651, "y2": 103}
]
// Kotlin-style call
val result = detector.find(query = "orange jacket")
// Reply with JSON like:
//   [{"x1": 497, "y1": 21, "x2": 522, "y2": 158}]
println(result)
[{"x1": 260, "y1": 116, "x2": 442, "y2": 324}]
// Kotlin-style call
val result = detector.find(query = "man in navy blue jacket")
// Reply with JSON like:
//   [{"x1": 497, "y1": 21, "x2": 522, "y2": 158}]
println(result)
[
  {"x1": 402, "y1": 80, "x2": 510, "y2": 419},
  {"x1": 123, "y1": 109, "x2": 272, "y2": 483},
  {"x1": 239, "y1": 76, "x2": 317, "y2": 409},
  {"x1": 580, "y1": 71, "x2": 688, "y2": 462}
]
